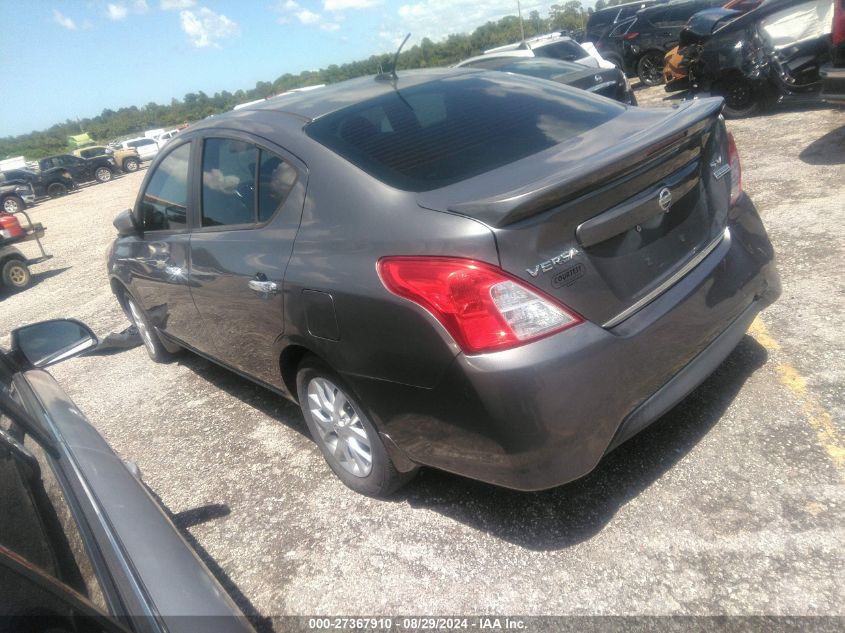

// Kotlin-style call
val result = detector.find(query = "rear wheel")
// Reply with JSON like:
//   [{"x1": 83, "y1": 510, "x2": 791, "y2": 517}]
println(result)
[
  {"x1": 122, "y1": 157, "x2": 140, "y2": 172},
  {"x1": 125, "y1": 295, "x2": 173, "y2": 363},
  {"x1": 296, "y1": 356, "x2": 417, "y2": 497},
  {"x1": 2, "y1": 195, "x2": 25, "y2": 214},
  {"x1": 637, "y1": 51, "x2": 665, "y2": 87},
  {"x1": 95, "y1": 166, "x2": 113, "y2": 183},
  {"x1": 715, "y1": 78, "x2": 760, "y2": 118},
  {"x1": 2, "y1": 259, "x2": 31, "y2": 290},
  {"x1": 47, "y1": 182, "x2": 68, "y2": 197}
]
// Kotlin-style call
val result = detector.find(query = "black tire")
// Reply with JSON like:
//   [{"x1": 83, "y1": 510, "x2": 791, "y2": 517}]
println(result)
[
  {"x1": 124, "y1": 294, "x2": 173, "y2": 363},
  {"x1": 637, "y1": 51, "x2": 666, "y2": 87},
  {"x1": 122, "y1": 157, "x2": 140, "y2": 172},
  {"x1": 94, "y1": 166, "x2": 113, "y2": 183},
  {"x1": 714, "y1": 78, "x2": 761, "y2": 118},
  {"x1": 296, "y1": 356, "x2": 417, "y2": 497},
  {"x1": 2, "y1": 259, "x2": 31, "y2": 290},
  {"x1": 47, "y1": 182, "x2": 68, "y2": 198},
  {"x1": 2, "y1": 195, "x2": 25, "y2": 214}
]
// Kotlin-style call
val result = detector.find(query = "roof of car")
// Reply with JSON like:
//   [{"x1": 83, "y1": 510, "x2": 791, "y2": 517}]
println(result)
[
  {"x1": 232, "y1": 68, "x2": 483, "y2": 122},
  {"x1": 455, "y1": 50, "x2": 535, "y2": 66}
]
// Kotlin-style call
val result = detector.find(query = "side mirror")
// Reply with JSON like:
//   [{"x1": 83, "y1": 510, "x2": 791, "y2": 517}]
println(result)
[
  {"x1": 114, "y1": 208, "x2": 139, "y2": 236},
  {"x1": 11, "y1": 319, "x2": 98, "y2": 368}
]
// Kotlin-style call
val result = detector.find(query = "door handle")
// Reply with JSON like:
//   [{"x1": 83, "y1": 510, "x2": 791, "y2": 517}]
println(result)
[{"x1": 248, "y1": 279, "x2": 278, "y2": 296}]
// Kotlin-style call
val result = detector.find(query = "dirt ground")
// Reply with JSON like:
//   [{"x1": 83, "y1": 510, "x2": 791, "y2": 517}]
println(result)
[{"x1": 1, "y1": 84, "x2": 843, "y2": 623}]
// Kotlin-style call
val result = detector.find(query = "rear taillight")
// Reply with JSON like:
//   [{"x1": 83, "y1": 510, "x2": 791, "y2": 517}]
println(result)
[
  {"x1": 0, "y1": 213, "x2": 24, "y2": 240},
  {"x1": 377, "y1": 257, "x2": 582, "y2": 354},
  {"x1": 833, "y1": 0, "x2": 845, "y2": 46},
  {"x1": 623, "y1": 31, "x2": 640, "y2": 40},
  {"x1": 727, "y1": 132, "x2": 742, "y2": 206}
]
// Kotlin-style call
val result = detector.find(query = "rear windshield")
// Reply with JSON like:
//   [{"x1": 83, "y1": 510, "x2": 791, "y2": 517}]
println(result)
[
  {"x1": 532, "y1": 40, "x2": 587, "y2": 61},
  {"x1": 306, "y1": 74, "x2": 622, "y2": 191}
]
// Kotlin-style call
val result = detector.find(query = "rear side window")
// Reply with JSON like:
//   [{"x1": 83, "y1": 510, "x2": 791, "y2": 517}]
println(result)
[
  {"x1": 306, "y1": 74, "x2": 622, "y2": 191},
  {"x1": 532, "y1": 40, "x2": 586, "y2": 61},
  {"x1": 202, "y1": 138, "x2": 296, "y2": 227},
  {"x1": 139, "y1": 142, "x2": 190, "y2": 231}
]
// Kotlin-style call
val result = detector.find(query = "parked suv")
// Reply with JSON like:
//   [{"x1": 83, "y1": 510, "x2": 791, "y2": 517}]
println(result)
[
  {"x1": 108, "y1": 69, "x2": 779, "y2": 497},
  {"x1": 119, "y1": 137, "x2": 160, "y2": 162},
  {"x1": 620, "y1": 0, "x2": 725, "y2": 84},
  {"x1": 585, "y1": 0, "x2": 665, "y2": 44},
  {"x1": 73, "y1": 144, "x2": 141, "y2": 172},
  {"x1": 38, "y1": 153, "x2": 116, "y2": 185}
]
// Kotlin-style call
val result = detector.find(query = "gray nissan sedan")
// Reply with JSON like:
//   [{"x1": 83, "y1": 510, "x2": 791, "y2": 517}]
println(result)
[{"x1": 107, "y1": 68, "x2": 780, "y2": 496}]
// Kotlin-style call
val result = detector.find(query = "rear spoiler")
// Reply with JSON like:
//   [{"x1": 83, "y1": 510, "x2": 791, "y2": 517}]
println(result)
[{"x1": 447, "y1": 98, "x2": 724, "y2": 227}]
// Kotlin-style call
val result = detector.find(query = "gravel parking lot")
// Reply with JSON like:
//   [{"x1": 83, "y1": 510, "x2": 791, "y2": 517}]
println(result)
[{"x1": 1, "y1": 85, "x2": 843, "y2": 625}]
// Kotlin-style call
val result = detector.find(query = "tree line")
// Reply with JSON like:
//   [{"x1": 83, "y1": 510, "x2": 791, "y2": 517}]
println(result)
[{"x1": 2, "y1": 2, "x2": 599, "y2": 161}]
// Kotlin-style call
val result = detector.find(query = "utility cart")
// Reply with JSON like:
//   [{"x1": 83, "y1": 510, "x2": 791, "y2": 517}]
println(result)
[{"x1": 0, "y1": 209, "x2": 51, "y2": 291}]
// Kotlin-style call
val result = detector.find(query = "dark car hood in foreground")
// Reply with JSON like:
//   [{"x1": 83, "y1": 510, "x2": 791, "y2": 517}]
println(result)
[{"x1": 12, "y1": 370, "x2": 254, "y2": 633}]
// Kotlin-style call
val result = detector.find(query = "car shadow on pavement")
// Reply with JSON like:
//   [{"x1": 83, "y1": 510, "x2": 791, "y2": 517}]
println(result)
[
  {"x1": 397, "y1": 335, "x2": 768, "y2": 551},
  {"x1": 177, "y1": 353, "x2": 309, "y2": 438},
  {"x1": 799, "y1": 124, "x2": 845, "y2": 165}
]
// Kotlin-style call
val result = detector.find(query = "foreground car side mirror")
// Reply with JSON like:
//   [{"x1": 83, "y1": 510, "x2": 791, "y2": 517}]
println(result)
[
  {"x1": 11, "y1": 319, "x2": 98, "y2": 368},
  {"x1": 114, "y1": 208, "x2": 139, "y2": 236}
]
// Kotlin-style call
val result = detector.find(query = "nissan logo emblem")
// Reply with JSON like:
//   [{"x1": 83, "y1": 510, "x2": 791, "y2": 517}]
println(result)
[{"x1": 658, "y1": 187, "x2": 672, "y2": 212}]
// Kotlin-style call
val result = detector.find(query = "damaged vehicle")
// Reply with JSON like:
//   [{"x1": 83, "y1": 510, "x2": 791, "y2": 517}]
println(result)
[
  {"x1": 108, "y1": 68, "x2": 779, "y2": 496},
  {"x1": 677, "y1": 0, "x2": 834, "y2": 116}
]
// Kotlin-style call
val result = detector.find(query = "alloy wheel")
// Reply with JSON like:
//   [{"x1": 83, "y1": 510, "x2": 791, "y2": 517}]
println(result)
[{"x1": 307, "y1": 377, "x2": 373, "y2": 477}]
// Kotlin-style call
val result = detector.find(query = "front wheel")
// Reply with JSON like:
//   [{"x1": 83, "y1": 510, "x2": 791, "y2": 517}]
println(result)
[
  {"x1": 122, "y1": 157, "x2": 140, "y2": 172},
  {"x1": 637, "y1": 51, "x2": 666, "y2": 87},
  {"x1": 296, "y1": 357, "x2": 417, "y2": 497},
  {"x1": 95, "y1": 166, "x2": 113, "y2": 183},
  {"x1": 125, "y1": 295, "x2": 173, "y2": 363},
  {"x1": 2, "y1": 195, "x2": 25, "y2": 214},
  {"x1": 2, "y1": 260, "x2": 31, "y2": 290},
  {"x1": 715, "y1": 78, "x2": 760, "y2": 118}
]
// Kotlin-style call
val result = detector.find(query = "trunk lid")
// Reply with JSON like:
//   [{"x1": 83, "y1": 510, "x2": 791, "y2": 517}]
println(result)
[
  {"x1": 556, "y1": 66, "x2": 630, "y2": 102},
  {"x1": 417, "y1": 98, "x2": 732, "y2": 327}
]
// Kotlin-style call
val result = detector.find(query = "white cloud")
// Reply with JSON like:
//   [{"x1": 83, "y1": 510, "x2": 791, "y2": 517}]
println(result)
[
  {"x1": 390, "y1": 0, "x2": 546, "y2": 44},
  {"x1": 107, "y1": 4, "x2": 129, "y2": 20},
  {"x1": 161, "y1": 0, "x2": 195, "y2": 9},
  {"x1": 320, "y1": 21, "x2": 341, "y2": 30},
  {"x1": 134, "y1": 0, "x2": 150, "y2": 13},
  {"x1": 53, "y1": 9, "x2": 77, "y2": 30},
  {"x1": 296, "y1": 8, "x2": 321, "y2": 24},
  {"x1": 323, "y1": 0, "x2": 381, "y2": 10},
  {"x1": 180, "y1": 7, "x2": 239, "y2": 47}
]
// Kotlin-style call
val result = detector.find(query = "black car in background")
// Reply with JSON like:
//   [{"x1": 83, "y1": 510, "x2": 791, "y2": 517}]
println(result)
[
  {"x1": 38, "y1": 153, "x2": 117, "y2": 186},
  {"x1": 0, "y1": 319, "x2": 254, "y2": 633},
  {"x1": 821, "y1": 0, "x2": 845, "y2": 102},
  {"x1": 108, "y1": 68, "x2": 779, "y2": 497},
  {"x1": 619, "y1": 0, "x2": 726, "y2": 84},
  {"x1": 585, "y1": 0, "x2": 666, "y2": 43},
  {"x1": 1, "y1": 168, "x2": 76, "y2": 199},
  {"x1": 455, "y1": 56, "x2": 637, "y2": 104}
]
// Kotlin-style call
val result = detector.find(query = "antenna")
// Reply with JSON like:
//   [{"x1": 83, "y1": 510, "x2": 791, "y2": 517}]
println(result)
[
  {"x1": 517, "y1": 0, "x2": 525, "y2": 42},
  {"x1": 376, "y1": 32, "x2": 411, "y2": 82}
]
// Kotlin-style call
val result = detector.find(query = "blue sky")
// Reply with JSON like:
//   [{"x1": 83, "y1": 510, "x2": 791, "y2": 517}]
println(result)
[{"x1": 0, "y1": 0, "x2": 570, "y2": 137}]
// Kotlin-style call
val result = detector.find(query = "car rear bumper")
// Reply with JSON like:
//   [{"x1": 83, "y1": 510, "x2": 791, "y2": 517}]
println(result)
[
  {"x1": 820, "y1": 63, "x2": 845, "y2": 104},
  {"x1": 347, "y1": 194, "x2": 780, "y2": 490}
]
